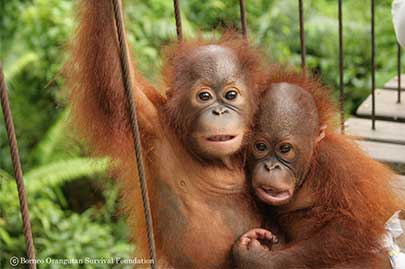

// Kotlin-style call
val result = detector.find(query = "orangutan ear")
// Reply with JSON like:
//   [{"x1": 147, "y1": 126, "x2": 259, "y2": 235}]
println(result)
[{"x1": 315, "y1": 124, "x2": 327, "y2": 143}]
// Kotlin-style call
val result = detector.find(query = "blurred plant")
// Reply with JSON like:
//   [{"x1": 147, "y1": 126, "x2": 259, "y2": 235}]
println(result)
[
  {"x1": 1, "y1": 0, "x2": 74, "y2": 173},
  {"x1": 0, "y1": 110, "x2": 133, "y2": 268}
]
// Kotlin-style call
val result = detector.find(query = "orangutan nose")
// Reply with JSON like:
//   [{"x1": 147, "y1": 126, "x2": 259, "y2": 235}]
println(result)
[
  {"x1": 212, "y1": 106, "x2": 229, "y2": 116},
  {"x1": 264, "y1": 162, "x2": 281, "y2": 172}
]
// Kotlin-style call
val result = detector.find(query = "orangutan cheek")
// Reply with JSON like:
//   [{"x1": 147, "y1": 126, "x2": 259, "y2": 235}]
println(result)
[{"x1": 294, "y1": 149, "x2": 313, "y2": 182}]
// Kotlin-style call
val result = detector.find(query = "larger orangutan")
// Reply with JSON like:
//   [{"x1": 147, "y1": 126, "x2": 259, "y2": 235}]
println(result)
[
  {"x1": 66, "y1": 0, "x2": 265, "y2": 268},
  {"x1": 232, "y1": 68, "x2": 403, "y2": 268}
]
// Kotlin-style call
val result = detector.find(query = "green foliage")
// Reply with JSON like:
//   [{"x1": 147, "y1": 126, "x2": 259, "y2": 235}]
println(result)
[
  {"x1": 1, "y1": 0, "x2": 74, "y2": 173},
  {"x1": 123, "y1": 0, "x2": 403, "y2": 114},
  {"x1": 0, "y1": 0, "x2": 403, "y2": 267},
  {"x1": 1, "y1": 1, "x2": 135, "y2": 265},
  {"x1": 0, "y1": 110, "x2": 132, "y2": 267}
]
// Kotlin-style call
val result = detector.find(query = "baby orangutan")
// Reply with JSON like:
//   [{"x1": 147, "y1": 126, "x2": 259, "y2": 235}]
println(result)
[{"x1": 232, "y1": 69, "x2": 402, "y2": 269}]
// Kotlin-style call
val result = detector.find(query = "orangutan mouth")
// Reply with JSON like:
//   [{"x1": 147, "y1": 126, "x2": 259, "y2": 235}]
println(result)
[
  {"x1": 261, "y1": 187, "x2": 290, "y2": 198},
  {"x1": 206, "y1": 135, "x2": 236, "y2": 142},
  {"x1": 256, "y1": 186, "x2": 292, "y2": 205}
]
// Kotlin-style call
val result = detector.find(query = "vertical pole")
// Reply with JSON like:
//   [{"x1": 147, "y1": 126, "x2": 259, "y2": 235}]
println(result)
[
  {"x1": 299, "y1": 0, "x2": 306, "y2": 68},
  {"x1": 371, "y1": 0, "x2": 376, "y2": 130},
  {"x1": 111, "y1": 1, "x2": 157, "y2": 267},
  {"x1": 239, "y1": 0, "x2": 248, "y2": 39},
  {"x1": 397, "y1": 42, "x2": 401, "y2": 103},
  {"x1": 173, "y1": 0, "x2": 183, "y2": 41},
  {"x1": 0, "y1": 65, "x2": 36, "y2": 269},
  {"x1": 338, "y1": 0, "x2": 344, "y2": 133}
]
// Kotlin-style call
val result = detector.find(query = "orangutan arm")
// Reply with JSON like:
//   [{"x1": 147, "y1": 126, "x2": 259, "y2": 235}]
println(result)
[
  {"x1": 67, "y1": 0, "x2": 164, "y2": 148},
  {"x1": 233, "y1": 221, "x2": 389, "y2": 269}
]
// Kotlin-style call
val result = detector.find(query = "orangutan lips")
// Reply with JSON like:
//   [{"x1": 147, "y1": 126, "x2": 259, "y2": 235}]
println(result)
[{"x1": 207, "y1": 135, "x2": 236, "y2": 142}]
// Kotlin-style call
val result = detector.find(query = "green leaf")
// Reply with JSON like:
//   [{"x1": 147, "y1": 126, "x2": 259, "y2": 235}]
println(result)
[
  {"x1": 4, "y1": 52, "x2": 39, "y2": 81},
  {"x1": 25, "y1": 157, "x2": 109, "y2": 193},
  {"x1": 32, "y1": 109, "x2": 71, "y2": 165}
]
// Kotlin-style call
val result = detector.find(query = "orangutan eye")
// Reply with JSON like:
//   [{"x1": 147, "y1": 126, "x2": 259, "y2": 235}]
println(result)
[
  {"x1": 225, "y1": 90, "x2": 238, "y2": 100},
  {"x1": 255, "y1": 142, "x2": 268, "y2": 152},
  {"x1": 278, "y1": 143, "x2": 296, "y2": 160},
  {"x1": 279, "y1": 144, "x2": 291, "y2": 154},
  {"x1": 198, "y1": 91, "x2": 212, "y2": 101}
]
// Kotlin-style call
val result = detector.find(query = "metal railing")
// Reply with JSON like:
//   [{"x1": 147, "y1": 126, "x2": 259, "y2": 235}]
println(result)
[{"x1": 298, "y1": 0, "x2": 402, "y2": 132}]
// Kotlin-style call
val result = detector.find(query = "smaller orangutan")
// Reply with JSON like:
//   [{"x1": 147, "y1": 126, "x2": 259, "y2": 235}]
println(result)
[{"x1": 232, "y1": 68, "x2": 403, "y2": 269}]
